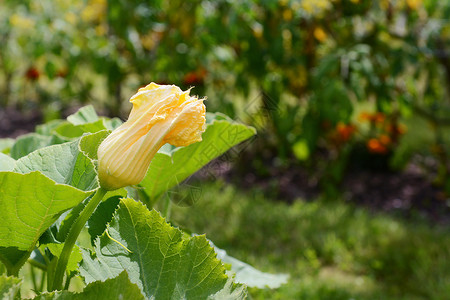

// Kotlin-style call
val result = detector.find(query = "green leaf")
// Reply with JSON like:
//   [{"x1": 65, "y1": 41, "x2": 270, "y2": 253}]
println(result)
[
  {"x1": 48, "y1": 106, "x2": 109, "y2": 140},
  {"x1": 0, "y1": 274, "x2": 21, "y2": 300},
  {"x1": 0, "y1": 171, "x2": 89, "y2": 274},
  {"x1": 140, "y1": 113, "x2": 256, "y2": 204},
  {"x1": 10, "y1": 133, "x2": 57, "y2": 159},
  {"x1": 0, "y1": 154, "x2": 15, "y2": 172},
  {"x1": 55, "y1": 195, "x2": 92, "y2": 243},
  {"x1": 42, "y1": 244, "x2": 82, "y2": 273},
  {"x1": 33, "y1": 271, "x2": 144, "y2": 300},
  {"x1": 14, "y1": 140, "x2": 98, "y2": 191},
  {"x1": 80, "y1": 198, "x2": 246, "y2": 299},
  {"x1": 213, "y1": 241, "x2": 289, "y2": 289},
  {"x1": 53, "y1": 120, "x2": 107, "y2": 140},
  {"x1": 207, "y1": 277, "x2": 248, "y2": 300},
  {"x1": 56, "y1": 189, "x2": 126, "y2": 242},
  {"x1": 87, "y1": 196, "x2": 121, "y2": 245},
  {"x1": 35, "y1": 120, "x2": 65, "y2": 136},
  {"x1": 78, "y1": 130, "x2": 109, "y2": 162},
  {"x1": 67, "y1": 105, "x2": 99, "y2": 125},
  {"x1": 0, "y1": 138, "x2": 14, "y2": 154},
  {"x1": 103, "y1": 117, "x2": 123, "y2": 131}
]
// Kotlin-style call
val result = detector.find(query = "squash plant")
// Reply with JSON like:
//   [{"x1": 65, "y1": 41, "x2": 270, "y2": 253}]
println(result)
[{"x1": 0, "y1": 85, "x2": 288, "y2": 298}]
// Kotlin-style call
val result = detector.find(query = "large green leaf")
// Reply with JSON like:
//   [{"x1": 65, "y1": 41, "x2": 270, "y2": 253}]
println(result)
[
  {"x1": 80, "y1": 198, "x2": 246, "y2": 299},
  {"x1": 0, "y1": 274, "x2": 21, "y2": 300},
  {"x1": 35, "y1": 120, "x2": 65, "y2": 136},
  {"x1": 78, "y1": 130, "x2": 109, "y2": 162},
  {"x1": 0, "y1": 154, "x2": 15, "y2": 172},
  {"x1": 140, "y1": 113, "x2": 256, "y2": 203},
  {"x1": 0, "y1": 171, "x2": 89, "y2": 274},
  {"x1": 207, "y1": 277, "x2": 248, "y2": 300},
  {"x1": 33, "y1": 271, "x2": 144, "y2": 300},
  {"x1": 67, "y1": 105, "x2": 99, "y2": 125},
  {"x1": 51, "y1": 105, "x2": 112, "y2": 140},
  {"x1": 10, "y1": 133, "x2": 58, "y2": 159},
  {"x1": 14, "y1": 139, "x2": 98, "y2": 191},
  {"x1": 87, "y1": 196, "x2": 121, "y2": 245},
  {"x1": 53, "y1": 120, "x2": 107, "y2": 140},
  {"x1": 212, "y1": 242, "x2": 289, "y2": 289}
]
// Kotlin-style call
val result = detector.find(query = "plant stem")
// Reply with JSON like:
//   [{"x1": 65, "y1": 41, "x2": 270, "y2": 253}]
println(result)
[
  {"x1": 50, "y1": 188, "x2": 107, "y2": 291},
  {"x1": 39, "y1": 270, "x2": 46, "y2": 292},
  {"x1": 30, "y1": 264, "x2": 38, "y2": 292},
  {"x1": 27, "y1": 259, "x2": 47, "y2": 271}
]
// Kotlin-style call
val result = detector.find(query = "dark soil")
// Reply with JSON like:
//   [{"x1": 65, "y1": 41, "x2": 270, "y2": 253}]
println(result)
[
  {"x1": 201, "y1": 155, "x2": 450, "y2": 226},
  {"x1": 0, "y1": 107, "x2": 42, "y2": 138},
  {"x1": 342, "y1": 164, "x2": 450, "y2": 225}
]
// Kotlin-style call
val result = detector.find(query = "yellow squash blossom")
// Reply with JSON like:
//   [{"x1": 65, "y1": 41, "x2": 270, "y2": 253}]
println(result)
[
  {"x1": 313, "y1": 27, "x2": 327, "y2": 42},
  {"x1": 97, "y1": 83, "x2": 206, "y2": 190}
]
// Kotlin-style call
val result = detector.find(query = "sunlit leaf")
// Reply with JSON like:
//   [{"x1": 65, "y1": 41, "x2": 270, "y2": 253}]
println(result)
[
  {"x1": 0, "y1": 171, "x2": 89, "y2": 274},
  {"x1": 10, "y1": 134, "x2": 58, "y2": 159},
  {"x1": 53, "y1": 120, "x2": 107, "y2": 140},
  {"x1": 33, "y1": 271, "x2": 144, "y2": 300},
  {"x1": 140, "y1": 113, "x2": 256, "y2": 204},
  {"x1": 80, "y1": 198, "x2": 246, "y2": 299},
  {"x1": 0, "y1": 154, "x2": 15, "y2": 172},
  {"x1": 78, "y1": 130, "x2": 109, "y2": 162},
  {"x1": 14, "y1": 140, "x2": 98, "y2": 191},
  {"x1": 40, "y1": 243, "x2": 82, "y2": 273},
  {"x1": 0, "y1": 138, "x2": 14, "y2": 154},
  {"x1": 67, "y1": 105, "x2": 99, "y2": 125}
]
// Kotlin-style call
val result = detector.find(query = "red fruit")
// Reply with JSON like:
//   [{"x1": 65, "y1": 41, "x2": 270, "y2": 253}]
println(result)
[
  {"x1": 367, "y1": 138, "x2": 388, "y2": 154},
  {"x1": 25, "y1": 67, "x2": 40, "y2": 80},
  {"x1": 336, "y1": 122, "x2": 356, "y2": 142},
  {"x1": 183, "y1": 68, "x2": 206, "y2": 86}
]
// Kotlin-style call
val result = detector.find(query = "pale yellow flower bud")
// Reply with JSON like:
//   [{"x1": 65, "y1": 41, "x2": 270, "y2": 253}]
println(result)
[{"x1": 97, "y1": 82, "x2": 206, "y2": 190}]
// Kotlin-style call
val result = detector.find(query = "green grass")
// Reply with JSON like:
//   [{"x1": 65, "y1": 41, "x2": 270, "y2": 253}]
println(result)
[{"x1": 170, "y1": 180, "x2": 450, "y2": 299}]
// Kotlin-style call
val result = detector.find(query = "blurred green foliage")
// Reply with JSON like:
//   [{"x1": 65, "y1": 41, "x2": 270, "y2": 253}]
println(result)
[
  {"x1": 1, "y1": 0, "x2": 449, "y2": 190},
  {"x1": 172, "y1": 180, "x2": 450, "y2": 299}
]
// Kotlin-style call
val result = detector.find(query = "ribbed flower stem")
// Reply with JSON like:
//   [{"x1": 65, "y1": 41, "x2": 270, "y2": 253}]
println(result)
[{"x1": 50, "y1": 188, "x2": 107, "y2": 291}]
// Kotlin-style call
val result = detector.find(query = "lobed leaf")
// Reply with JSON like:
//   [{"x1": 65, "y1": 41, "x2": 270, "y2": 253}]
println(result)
[
  {"x1": 66, "y1": 105, "x2": 99, "y2": 126},
  {"x1": 14, "y1": 140, "x2": 98, "y2": 191},
  {"x1": 78, "y1": 130, "x2": 109, "y2": 162},
  {"x1": 53, "y1": 120, "x2": 107, "y2": 140},
  {"x1": 33, "y1": 271, "x2": 143, "y2": 300},
  {"x1": 87, "y1": 196, "x2": 121, "y2": 245},
  {"x1": 10, "y1": 134, "x2": 59, "y2": 160},
  {"x1": 0, "y1": 172, "x2": 89, "y2": 273},
  {"x1": 140, "y1": 113, "x2": 256, "y2": 204},
  {"x1": 80, "y1": 198, "x2": 246, "y2": 299}
]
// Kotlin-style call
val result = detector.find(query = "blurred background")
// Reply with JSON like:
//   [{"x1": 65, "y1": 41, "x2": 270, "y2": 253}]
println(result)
[{"x1": 1, "y1": 0, "x2": 450, "y2": 299}]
